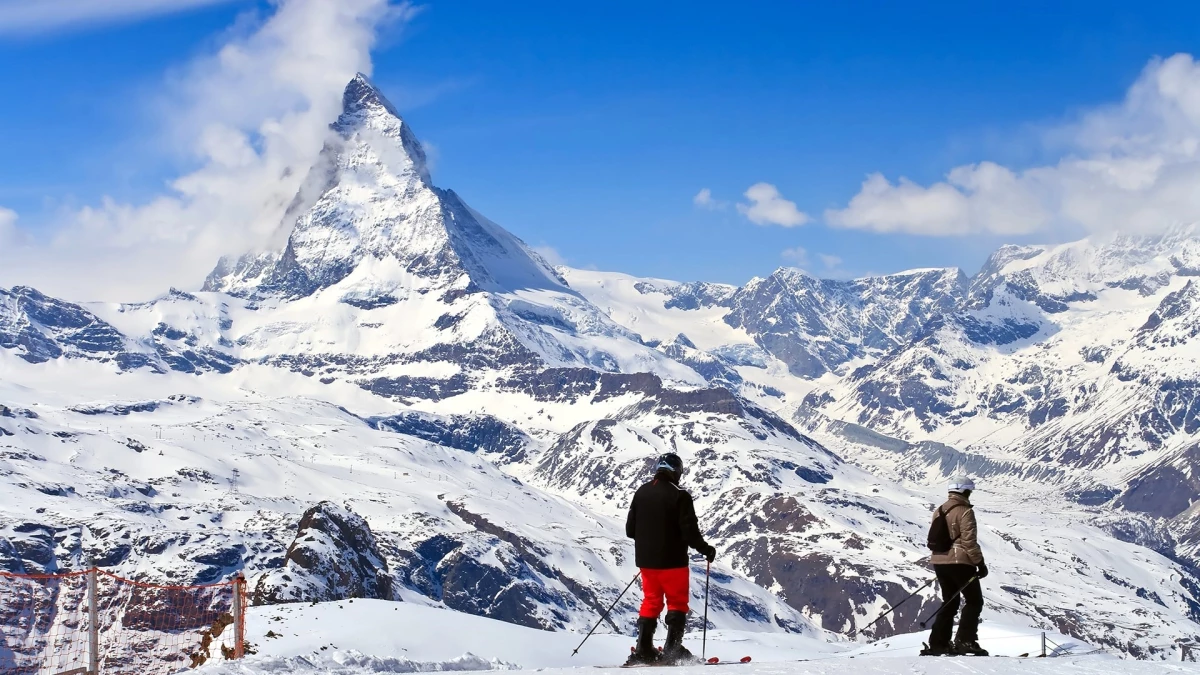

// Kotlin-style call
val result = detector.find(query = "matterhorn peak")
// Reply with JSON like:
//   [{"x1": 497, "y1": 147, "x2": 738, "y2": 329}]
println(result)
[
  {"x1": 330, "y1": 72, "x2": 430, "y2": 185},
  {"x1": 204, "y1": 74, "x2": 565, "y2": 301},
  {"x1": 342, "y1": 72, "x2": 396, "y2": 116}
]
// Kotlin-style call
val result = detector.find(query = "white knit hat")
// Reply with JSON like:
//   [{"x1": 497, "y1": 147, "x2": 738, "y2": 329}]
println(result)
[{"x1": 948, "y1": 475, "x2": 976, "y2": 493}]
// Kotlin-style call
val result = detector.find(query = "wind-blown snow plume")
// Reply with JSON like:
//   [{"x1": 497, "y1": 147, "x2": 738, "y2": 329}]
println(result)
[
  {"x1": 827, "y1": 53, "x2": 1200, "y2": 237},
  {"x1": 0, "y1": 0, "x2": 416, "y2": 301}
]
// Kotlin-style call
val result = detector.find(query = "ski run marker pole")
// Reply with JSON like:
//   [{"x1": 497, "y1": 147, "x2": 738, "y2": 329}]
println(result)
[
  {"x1": 702, "y1": 562, "x2": 711, "y2": 660},
  {"x1": 848, "y1": 577, "x2": 935, "y2": 639},
  {"x1": 572, "y1": 572, "x2": 641, "y2": 657},
  {"x1": 918, "y1": 576, "x2": 979, "y2": 629}
]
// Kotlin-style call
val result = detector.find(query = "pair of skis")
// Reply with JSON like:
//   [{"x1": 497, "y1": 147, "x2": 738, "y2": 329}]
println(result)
[
  {"x1": 919, "y1": 642, "x2": 1024, "y2": 658},
  {"x1": 619, "y1": 656, "x2": 753, "y2": 668}
]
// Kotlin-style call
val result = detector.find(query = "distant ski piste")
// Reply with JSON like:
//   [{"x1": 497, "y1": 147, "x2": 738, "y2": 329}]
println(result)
[{"x1": 189, "y1": 599, "x2": 1163, "y2": 674}]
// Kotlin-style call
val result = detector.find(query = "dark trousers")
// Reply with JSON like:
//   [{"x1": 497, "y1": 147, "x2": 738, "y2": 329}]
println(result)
[{"x1": 929, "y1": 564, "x2": 983, "y2": 646}]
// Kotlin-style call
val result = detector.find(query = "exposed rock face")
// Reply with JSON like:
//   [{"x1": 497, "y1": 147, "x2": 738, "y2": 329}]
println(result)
[
  {"x1": 720, "y1": 267, "x2": 968, "y2": 378},
  {"x1": 0, "y1": 286, "x2": 239, "y2": 374},
  {"x1": 369, "y1": 411, "x2": 531, "y2": 463},
  {"x1": 0, "y1": 286, "x2": 145, "y2": 369},
  {"x1": 657, "y1": 334, "x2": 743, "y2": 388},
  {"x1": 391, "y1": 501, "x2": 579, "y2": 630},
  {"x1": 253, "y1": 502, "x2": 398, "y2": 604},
  {"x1": 0, "y1": 523, "x2": 59, "y2": 574},
  {"x1": 1117, "y1": 443, "x2": 1200, "y2": 519},
  {"x1": 633, "y1": 280, "x2": 738, "y2": 311}
]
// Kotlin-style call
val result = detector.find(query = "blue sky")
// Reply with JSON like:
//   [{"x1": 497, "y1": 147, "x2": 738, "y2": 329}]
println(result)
[{"x1": 2, "y1": 0, "x2": 1200, "y2": 294}]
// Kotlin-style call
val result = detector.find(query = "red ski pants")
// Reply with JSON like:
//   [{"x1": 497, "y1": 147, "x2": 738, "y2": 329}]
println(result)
[{"x1": 639, "y1": 567, "x2": 690, "y2": 618}]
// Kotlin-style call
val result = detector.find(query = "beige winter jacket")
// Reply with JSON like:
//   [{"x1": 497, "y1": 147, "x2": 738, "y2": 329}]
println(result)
[{"x1": 929, "y1": 493, "x2": 984, "y2": 566}]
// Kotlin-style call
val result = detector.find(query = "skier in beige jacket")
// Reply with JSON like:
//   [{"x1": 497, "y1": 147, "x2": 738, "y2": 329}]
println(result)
[{"x1": 924, "y1": 475, "x2": 988, "y2": 656}]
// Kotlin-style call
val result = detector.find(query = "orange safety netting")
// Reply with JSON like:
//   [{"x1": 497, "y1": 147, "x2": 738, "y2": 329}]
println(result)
[
  {"x1": 0, "y1": 569, "x2": 90, "y2": 675},
  {"x1": 0, "y1": 568, "x2": 245, "y2": 675}
]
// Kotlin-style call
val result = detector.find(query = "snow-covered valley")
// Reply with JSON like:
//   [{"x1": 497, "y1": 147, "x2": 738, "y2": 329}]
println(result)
[{"x1": 5, "y1": 74, "x2": 1200, "y2": 671}]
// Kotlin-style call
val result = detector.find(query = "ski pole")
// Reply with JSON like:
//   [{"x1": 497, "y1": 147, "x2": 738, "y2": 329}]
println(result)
[
  {"x1": 918, "y1": 576, "x2": 978, "y2": 629},
  {"x1": 702, "y1": 562, "x2": 711, "y2": 660},
  {"x1": 849, "y1": 577, "x2": 934, "y2": 639},
  {"x1": 571, "y1": 572, "x2": 641, "y2": 657}
]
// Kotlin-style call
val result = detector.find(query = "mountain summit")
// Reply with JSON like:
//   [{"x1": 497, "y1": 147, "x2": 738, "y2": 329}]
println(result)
[
  {"x1": 201, "y1": 74, "x2": 691, "y2": 382},
  {"x1": 204, "y1": 74, "x2": 564, "y2": 301}
]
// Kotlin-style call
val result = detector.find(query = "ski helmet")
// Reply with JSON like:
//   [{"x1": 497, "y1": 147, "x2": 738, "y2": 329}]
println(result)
[
  {"x1": 654, "y1": 453, "x2": 684, "y2": 480},
  {"x1": 948, "y1": 475, "x2": 976, "y2": 494}
]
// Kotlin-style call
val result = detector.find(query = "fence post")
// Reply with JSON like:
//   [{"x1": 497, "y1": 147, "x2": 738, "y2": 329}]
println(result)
[
  {"x1": 233, "y1": 573, "x2": 246, "y2": 659},
  {"x1": 1041, "y1": 631, "x2": 1046, "y2": 658},
  {"x1": 87, "y1": 567, "x2": 100, "y2": 674}
]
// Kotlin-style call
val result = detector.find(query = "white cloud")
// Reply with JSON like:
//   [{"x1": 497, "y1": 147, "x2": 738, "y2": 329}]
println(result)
[
  {"x1": 0, "y1": 0, "x2": 417, "y2": 301},
  {"x1": 419, "y1": 139, "x2": 441, "y2": 175},
  {"x1": 737, "y1": 182, "x2": 810, "y2": 227},
  {"x1": 827, "y1": 53, "x2": 1200, "y2": 237},
  {"x1": 818, "y1": 253, "x2": 842, "y2": 270},
  {"x1": 0, "y1": 0, "x2": 238, "y2": 35},
  {"x1": 780, "y1": 246, "x2": 809, "y2": 267},
  {"x1": 693, "y1": 188, "x2": 726, "y2": 210},
  {"x1": 532, "y1": 244, "x2": 567, "y2": 267},
  {"x1": 0, "y1": 207, "x2": 25, "y2": 247},
  {"x1": 781, "y1": 247, "x2": 843, "y2": 274},
  {"x1": 826, "y1": 165, "x2": 1048, "y2": 236}
]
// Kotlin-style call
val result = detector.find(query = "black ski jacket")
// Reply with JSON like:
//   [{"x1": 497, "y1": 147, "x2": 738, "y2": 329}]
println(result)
[{"x1": 625, "y1": 477, "x2": 710, "y2": 569}]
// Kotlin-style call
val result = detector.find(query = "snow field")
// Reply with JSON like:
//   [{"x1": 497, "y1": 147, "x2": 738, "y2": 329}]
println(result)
[
  {"x1": 193, "y1": 600, "x2": 1179, "y2": 675},
  {"x1": 7, "y1": 75, "x2": 1200, "y2": 671},
  {"x1": 4, "y1": 353, "x2": 1195, "y2": 652}
]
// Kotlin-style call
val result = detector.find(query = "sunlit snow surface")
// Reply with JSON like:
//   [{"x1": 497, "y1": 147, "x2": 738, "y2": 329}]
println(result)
[
  {"x1": 3, "y1": 334, "x2": 1198, "y2": 655},
  {"x1": 192, "y1": 600, "x2": 1180, "y2": 675},
  {"x1": 7, "y1": 75, "x2": 1200, "y2": 669}
]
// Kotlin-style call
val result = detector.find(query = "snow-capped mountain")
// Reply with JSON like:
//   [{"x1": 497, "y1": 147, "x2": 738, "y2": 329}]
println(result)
[
  {"x1": 4, "y1": 75, "x2": 1200, "y2": 660},
  {"x1": 204, "y1": 74, "x2": 563, "y2": 300},
  {"x1": 196, "y1": 74, "x2": 691, "y2": 389},
  {"x1": 722, "y1": 267, "x2": 968, "y2": 378}
]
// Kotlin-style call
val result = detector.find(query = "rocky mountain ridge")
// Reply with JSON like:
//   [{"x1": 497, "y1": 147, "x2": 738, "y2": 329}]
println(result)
[{"x1": 2, "y1": 75, "x2": 1200, "y2": 658}]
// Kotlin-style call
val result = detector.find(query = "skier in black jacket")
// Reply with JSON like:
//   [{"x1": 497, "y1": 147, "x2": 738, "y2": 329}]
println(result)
[{"x1": 625, "y1": 453, "x2": 716, "y2": 665}]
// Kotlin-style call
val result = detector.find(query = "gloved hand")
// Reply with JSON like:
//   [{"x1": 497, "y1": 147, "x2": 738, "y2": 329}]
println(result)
[
  {"x1": 976, "y1": 562, "x2": 989, "y2": 579},
  {"x1": 701, "y1": 544, "x2": 716, "y2": 563}
]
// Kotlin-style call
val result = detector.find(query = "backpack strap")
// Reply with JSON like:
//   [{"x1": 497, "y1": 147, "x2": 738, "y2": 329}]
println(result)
[{"x1": 942, "y1": 503, "x2": 969, "y2": 545}]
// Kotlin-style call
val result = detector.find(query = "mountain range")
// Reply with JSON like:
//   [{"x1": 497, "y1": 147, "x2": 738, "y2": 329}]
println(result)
[{"x1": 2, "y1": 74, "x2": 1200, "y2": 659}]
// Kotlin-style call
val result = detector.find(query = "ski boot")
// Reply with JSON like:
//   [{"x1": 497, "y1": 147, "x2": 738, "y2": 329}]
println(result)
[
  {"x1": 660, "y1": 610, "x2": 696, "y2": 664},
  {"x1": 624, "y1": 617, "x2": 660, "y2": 666},
  {"x1": 919, "y1": 642, "x2": 953, "y2": 656},
  {"x1": 952, "y1": 639, "x2": 989, "y2": 656}
]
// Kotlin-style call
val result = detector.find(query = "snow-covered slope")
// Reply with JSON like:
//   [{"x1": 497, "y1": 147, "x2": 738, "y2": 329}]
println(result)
[
  {"x1": 195, "y1": 600, "x2": 1112, "y2": 674},
  {"x1": 0, "y1": 357, "x2": 815, "y2": 636},
  {"x1": 4, "y1": 74, "x2": 1200, "y2": 664},
  {"x1": 801, "y1": 233, "x2": 1200, "y2": 550},
  {"x1": 560, "y1": 242, "x2": 1200, "y2": 654}
]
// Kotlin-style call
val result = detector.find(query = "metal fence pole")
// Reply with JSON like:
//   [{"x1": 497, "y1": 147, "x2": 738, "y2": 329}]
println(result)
[
  {"x1": 233, "y1": 573, "x2": 246, "y2": 659},
  {"x1": 87, "y1": 567, "x2": 100, "y2": 674}
]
